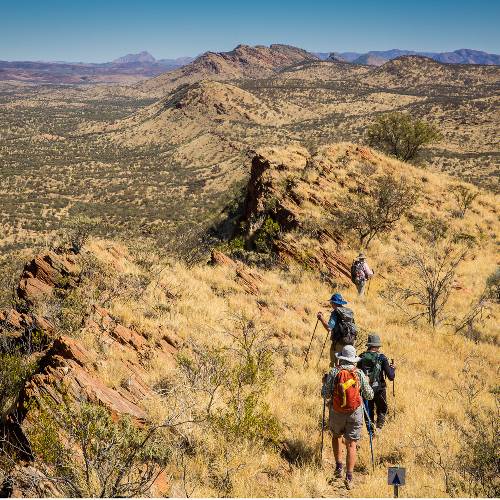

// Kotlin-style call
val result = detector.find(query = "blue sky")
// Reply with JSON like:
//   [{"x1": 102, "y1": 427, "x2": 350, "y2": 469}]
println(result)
[{"x1": 1, "y1": 0, "x2": 499, "y2": 61}]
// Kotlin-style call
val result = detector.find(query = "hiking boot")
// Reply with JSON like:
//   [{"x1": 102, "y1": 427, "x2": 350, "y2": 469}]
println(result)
[
  {"x1": 334, "y1": 463, "x2": 343, "y2": 479},
  {"x1": 344, "y1": 473, "x2": 354, "y2": 490}
]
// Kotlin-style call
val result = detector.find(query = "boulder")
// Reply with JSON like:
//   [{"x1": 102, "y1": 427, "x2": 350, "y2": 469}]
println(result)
[{"x1": 17, "y1": 251, "x2": 80, "y2": 305}]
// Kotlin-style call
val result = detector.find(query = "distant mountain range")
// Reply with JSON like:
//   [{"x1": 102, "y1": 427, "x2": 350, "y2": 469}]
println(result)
[
  {"x1": 0, "y1": 51, "x2": 195, "y2": 84},
  {"x1": 314, "y1": 48, "x2": 500, "y2": 66},
  {"x1": 112, "y1": 51, "x2": 195, "y2": 66},
  {"x1": 1, "y1": 47, "x2": 498, "y2": 85}
]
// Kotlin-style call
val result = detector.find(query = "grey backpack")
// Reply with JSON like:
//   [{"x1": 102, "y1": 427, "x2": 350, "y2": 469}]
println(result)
[{"x1": 332, "y1": 307, "x2": 357, "y2": 345}]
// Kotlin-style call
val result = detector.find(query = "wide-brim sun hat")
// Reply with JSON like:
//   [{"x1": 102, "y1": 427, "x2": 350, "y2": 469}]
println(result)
[
  {"x1": 357, "y1": 253, "x2": 366, "y2": 260},
  {"x1": 329, "y1": 292, "x2": 347, "y2": 305},
  {"x1": 366, "y1": 334, "x2": 382, "y2": 347},
  {"x1": 335, "y1": 345, "x2": 361, "y2": 363}
]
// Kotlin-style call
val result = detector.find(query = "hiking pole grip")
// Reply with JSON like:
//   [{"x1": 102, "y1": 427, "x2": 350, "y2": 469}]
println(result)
[{"x1": 303, "y1": 319, "x2": 319, "y2": 368}]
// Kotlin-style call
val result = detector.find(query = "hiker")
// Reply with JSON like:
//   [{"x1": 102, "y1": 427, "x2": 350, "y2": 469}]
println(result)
[
  {"x1": 351, "y1": 253, "x2": 374, "y2": 296},
  {"x1": 317, "y1": 293, "x2": 357, "y2": 367},
  {"x1": 358, "y1": 334, "x2": 395, "y2": 432},
  {"x1": 321, "y1": 345, "x2": 374, "y2": 490}
]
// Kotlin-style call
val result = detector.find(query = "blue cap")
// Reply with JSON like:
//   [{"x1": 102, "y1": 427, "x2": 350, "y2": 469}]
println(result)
[{"x1": 329, "y1": 293, "x2": 348, "y2": 305}]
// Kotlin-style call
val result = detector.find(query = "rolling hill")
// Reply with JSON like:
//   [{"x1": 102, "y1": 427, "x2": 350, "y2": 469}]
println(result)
[
  {"x1": 137, "y1": 44, "x2": 320, "y2": 96},
  {"x1": 0, "y1": 50, "x2": 498, "y2": 264}
]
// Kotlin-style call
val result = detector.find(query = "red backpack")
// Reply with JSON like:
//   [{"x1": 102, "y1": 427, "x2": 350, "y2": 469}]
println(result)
[{"x1": 333, "y1": 368, "x2": 362, "y2": 413}]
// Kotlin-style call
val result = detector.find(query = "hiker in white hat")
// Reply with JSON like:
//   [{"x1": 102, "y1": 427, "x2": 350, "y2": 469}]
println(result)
[{"x1": 321, "y1": 345, "x2": 374, "y2": 490}]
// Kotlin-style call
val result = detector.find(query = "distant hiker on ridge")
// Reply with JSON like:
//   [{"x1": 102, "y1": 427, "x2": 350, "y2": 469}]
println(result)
[
  {"x1": 322, "y1": 345, "x2": 374, "y2": 489},
  {"x1": 351, "y1": 253, "x2": 374, "y2": 296},
  {"x1": 358, "y1": 334, "x2": 395, "y2": 432},
  {"x1": 317, "y1": 293, "x2": 357, "y2": 367}
]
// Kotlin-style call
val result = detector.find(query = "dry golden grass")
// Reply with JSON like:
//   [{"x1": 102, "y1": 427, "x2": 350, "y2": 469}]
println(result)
[{"x1": 57, "y1": 143, "x2": 495, "y2": 497}]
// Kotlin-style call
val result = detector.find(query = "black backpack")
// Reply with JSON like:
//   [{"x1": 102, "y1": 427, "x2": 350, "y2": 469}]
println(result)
[
  {"x1": 360, "y1": 351, "x2": 383, "y2": 390},
  {"x1": 332, "y1": 306, "x2": 357, "y2": 345}
]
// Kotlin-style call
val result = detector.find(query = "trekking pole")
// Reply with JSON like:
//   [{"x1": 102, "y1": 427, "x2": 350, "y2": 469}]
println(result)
[
  {"x1": 320, "y1": 394, "x2": 326, "y2": 462},
  {"x1": 303, "y1": 319, "x2": 319, "y2": 368},
  {"x1": 391, "y1": 358, "x2": 396, "y2": 419},
  {"x1": 362, "y1": 400, "x2": 375, "y2": 472},
  {"x1": 316, "y1": 329, "x2": 330, "y2": 369}
]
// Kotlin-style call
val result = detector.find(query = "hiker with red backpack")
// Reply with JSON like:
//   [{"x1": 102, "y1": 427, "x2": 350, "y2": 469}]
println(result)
[
  {"x1": 321, "y1": 345, "x2": 374, "y2": 490},
  {"x1": 317, "y1": 293, "x2": 357, "y2": 367},
  {"x1": 351, "y1": 253, "x2": 374, "y2": 296},
  {"x1": 358, "y1": 334, "x2": 395, "y2": 433}
]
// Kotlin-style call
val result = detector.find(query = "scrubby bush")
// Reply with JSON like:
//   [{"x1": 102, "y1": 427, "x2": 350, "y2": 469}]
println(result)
[
  {"x1": 335, "y1": 174, "x2": 419, "y2": 248},
  {"x1": 451, "y1": 184, "x2": 479, "y2": 218},
  {"x1": 383, "y1": 240, "x2": 468, "y2": 327},
  {"x1": 410, "y1": 214, "x2": 449, "y2": 243},
  {"x1": 176, "y1": 318, "x2": 282, "y2": 447},
  {"x1": 456, "y1": 400, "x2": 500, "y2": 497},
  {"x1": 0, "y1": 350, "x2": 36, "y2": 420},
  {"x1": 22, "y1": 396, "x2": 172, "y2": 497},
  {"x1": 63, "y1": 215, "x2": 101, "y2": 253},
  {"x1": 0, "y1": 253, "x2": 28, "y2": 310},
  {"x1": 485, "y1": 267, "x2": 500, "y2": 303},
  {"x1": 367, "y1": 112, "x2": 441, "y2": 161},
  {"x1": 254, "y1": 218, "x2": 281, "y2": 253}
]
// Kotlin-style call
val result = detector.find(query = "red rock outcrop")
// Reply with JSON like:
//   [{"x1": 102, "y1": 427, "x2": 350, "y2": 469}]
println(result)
[
  {"x1": 17, "y1": 251, "x2": 80, "y2": 305},
  {"x1": 211, "y1": 250, "x2": 264, "y2": 295},
  {"x1": 238, "y1": 145, "x2": 358, "y2": 284},
  {"x1": 19, "y1": 300, "x2": 179, "y2": 425},
  {"x1": 0, "y1": 246, "x2": 182, "y2": 494}
]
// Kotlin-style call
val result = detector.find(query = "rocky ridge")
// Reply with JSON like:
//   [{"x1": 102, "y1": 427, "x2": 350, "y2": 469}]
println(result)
[
  {"x1": 0, "y1": 246, "x2": 181, "y2": 495},
  {"x1": 138, "y1": 44, "x2": 320, "y2": 96}
]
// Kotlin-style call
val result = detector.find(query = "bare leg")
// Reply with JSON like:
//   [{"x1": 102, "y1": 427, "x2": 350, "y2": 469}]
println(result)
[
  {"x1": 332, "y1": 435, "x2": 344, "y2": 464},
  {"x1": 345, "y1": 439, "x2": 357, "y2": 473}
]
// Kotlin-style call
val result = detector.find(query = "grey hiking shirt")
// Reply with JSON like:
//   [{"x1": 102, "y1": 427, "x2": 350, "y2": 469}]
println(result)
[{"x1": 321, "y1": 362, "x2": 374, "y2": 403}]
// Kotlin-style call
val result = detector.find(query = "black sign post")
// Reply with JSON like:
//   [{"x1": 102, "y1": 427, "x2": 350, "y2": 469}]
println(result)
[{"x1": 388, "y1": 467, "x2": 405, "y2": 498}]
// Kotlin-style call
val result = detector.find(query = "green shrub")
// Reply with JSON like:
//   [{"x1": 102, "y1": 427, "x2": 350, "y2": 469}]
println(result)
[
  {"x1": 254, "y1": 218, "x2": 281, "y2": 253},
  {"x1": 176, "y1": 319, "x2": 282, "y2": 447},
  {"x1": 455, "y1": 399, "x2": 499, "y2": 497},
  {"x1": 24, "y1": 397, "x2": 172, "y2": 497},
  {"x1": 213, "y1": 394, "x2": 281, "y2": 446},
  {"x1": 410, "y1": 214, "x2": 449, "y2": 243},
  {"x1": 451, "y1": 184, "x2": 479, "y2": 218},
  {"x1": 367, "y1": 112, "x2": 441, "y2": 161},
  {"x1": 63, "y1": 215, "x2": 101, "y2": 253},
  {"x1": 227, "y1": 236, "x2": 246, "y2": 252},
  {"x1": 0, "y1": 349, "x2": 36, "y2": 420}
]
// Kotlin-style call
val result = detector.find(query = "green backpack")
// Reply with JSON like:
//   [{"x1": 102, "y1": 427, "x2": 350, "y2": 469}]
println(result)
[{"x1": 360, "y1": 352, "x2": 383, "y2": 390}]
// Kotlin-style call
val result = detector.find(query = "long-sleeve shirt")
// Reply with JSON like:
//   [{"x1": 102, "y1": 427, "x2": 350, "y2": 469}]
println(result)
[
  {"x1": 321, "y1": 363, "x2": 374, "y2": 402},
  {"x1": 358, "y1": 352, "x2": 395, "y2": 390},
  {"x1": 361, "y1": 262, "x2": 374, "y2": 280}
]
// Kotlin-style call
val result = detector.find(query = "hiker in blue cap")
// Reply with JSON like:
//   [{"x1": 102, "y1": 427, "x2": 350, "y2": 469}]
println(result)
[{"x1": 317, "y1": 293, "x2": 357, "y2": 367}]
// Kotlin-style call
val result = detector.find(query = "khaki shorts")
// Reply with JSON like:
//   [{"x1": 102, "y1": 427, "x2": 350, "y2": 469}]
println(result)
[
  {"x1": 329, "y1": 340, "x2": 346, "y2": 367},
  {"x1": 328, "y1": 405, "x2": 364, "y2": 441}
]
